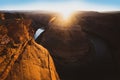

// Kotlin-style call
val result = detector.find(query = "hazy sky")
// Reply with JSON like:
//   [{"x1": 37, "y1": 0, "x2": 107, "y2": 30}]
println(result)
[{"x1": 0, "y1": 0, "x2": 119, "y2": 11}]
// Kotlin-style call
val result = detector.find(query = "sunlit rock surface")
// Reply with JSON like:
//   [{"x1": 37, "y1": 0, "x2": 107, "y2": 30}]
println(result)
[{"x1": 0, "y1": 12, "x2": 59, "y2": 80}]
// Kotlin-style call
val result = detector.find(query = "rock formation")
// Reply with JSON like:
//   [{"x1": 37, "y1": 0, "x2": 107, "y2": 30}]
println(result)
[
  {"x1": 36, "y1": 16, "x2": 95, "y2": 80},
  {"x1": 35, "y1": 12, "x2": 120, "y2": 80},
  {"x1": 0, "y1": 12, "x2": 60, "y2": 80},
  {"x1": 1, "y1": 11, "x2": 120, "y2": 80}
]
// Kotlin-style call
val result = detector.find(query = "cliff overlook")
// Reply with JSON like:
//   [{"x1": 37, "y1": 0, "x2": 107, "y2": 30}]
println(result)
[{"x1": 0, "y1": 12, "x2": 60, "y2": 80}]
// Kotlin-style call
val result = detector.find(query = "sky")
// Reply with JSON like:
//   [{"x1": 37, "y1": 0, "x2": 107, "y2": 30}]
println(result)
[{"x1": 0, "y1": 0, "x2": 120, "y2": 12}]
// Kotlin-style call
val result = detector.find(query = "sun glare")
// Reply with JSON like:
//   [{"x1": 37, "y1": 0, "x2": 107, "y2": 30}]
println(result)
[
  {"x1": 50, "y1": 9, "x2": 75, "y2": 27},
  {"x1": 60, "y1": 10, "x2": 73, "y2": 21},
  {"x1": 58, "y1": 9, "x2": 74, "y2": 21},
  {"x1": 50, "y1": 9, "x2": 76, "y2": 26}
]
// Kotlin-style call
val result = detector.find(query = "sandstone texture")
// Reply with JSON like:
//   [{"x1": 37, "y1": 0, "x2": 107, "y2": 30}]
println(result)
[{"x1": 0, "y1": 12, "x2": 60, "y2": 80}]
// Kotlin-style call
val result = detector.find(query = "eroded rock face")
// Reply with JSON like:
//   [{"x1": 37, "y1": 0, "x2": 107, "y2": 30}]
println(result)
[
  {"x1": 0, "y1": 12, "x2": 59, "y2": 80},
  {"x1": 78, "y1": 12, "x2": 120, "y2": 71},
  {"x1": 35, "y1": 12, "x2": 120, "y2": 80},
  {"x1": 37, "y1": 25, "x2": 94, "y2": 67},
  {"x1": 5, "y1": 40, "x2": 59, "y2": 80},
  {"x1": 36, "y1": 17, "x2": 95, "y2": 80}
]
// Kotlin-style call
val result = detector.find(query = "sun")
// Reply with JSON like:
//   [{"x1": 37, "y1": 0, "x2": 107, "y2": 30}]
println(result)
[
  {"x1": 60, "y1": 10, "x2": 73, "y2": 20},
  {"x1": 49, "y1": 9, "x2": 76, "y2": 26},
  {"x1": 59, "y1": 9, "x2": 74, "y2": 21}
]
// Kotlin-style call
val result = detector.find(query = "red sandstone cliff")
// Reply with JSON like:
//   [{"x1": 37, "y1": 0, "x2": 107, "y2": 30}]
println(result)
[{"x1": 0, "y1": 12, "x2": 60, "y2": 80}]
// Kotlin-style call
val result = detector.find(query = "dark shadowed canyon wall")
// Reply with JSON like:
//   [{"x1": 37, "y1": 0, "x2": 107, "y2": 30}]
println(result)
[{"x1": 35, "y1": 11, "x2": 120, "y2": 80}]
